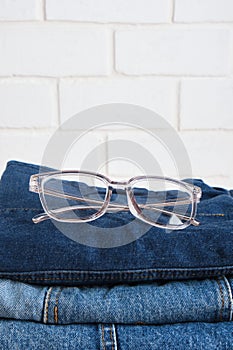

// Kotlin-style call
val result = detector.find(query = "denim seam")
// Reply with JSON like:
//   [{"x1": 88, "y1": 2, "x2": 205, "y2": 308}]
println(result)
[
  {"x1": 223, "y1": 276, "x2": 233, "y2": 321},
  {"x1": 197, "y1": 213, "x2": 225, "y2": 216},
  {"x1": 54, "y1": 305, "x2": 58, "y2": 324},
  {"x1": 1, "y1": 267, "x2": 233, "y2": 283},
  {"x1": 54, "y1": 288, "x2": 62, "y2": 324},
  {"x1": 216, "y1": 278, "x2": 225, "y2": 322},
  {"x1": 2, "y1": 266, "x2": 233, "y2": 275},
  {"x1": 101, "y1": 324, "x2": 106, "y2": 350},
  {"x1": 111, "y1": 324, "x2": 118, "y2": 350},
  {"x1": 43, "y1": 287, "x2": 53, "y2": 324},
  {"x1": 102, "y1": 325, "x2": 117, "y2": 350},
  {"x1": 109, "y1": 324, "x2": 114, "y2": 350},
  {"x1": 0, "y1": 208, "x2": 41, "y2": 211}
]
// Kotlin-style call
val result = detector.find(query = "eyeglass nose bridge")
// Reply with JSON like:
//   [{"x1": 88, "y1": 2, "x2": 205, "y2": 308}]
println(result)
[
  {"x1": 109, "y1": 180, "x2": 129, "y2": 190},
  {"x1": 108, "y1": 180, "x2": 138, "y2": 214}
]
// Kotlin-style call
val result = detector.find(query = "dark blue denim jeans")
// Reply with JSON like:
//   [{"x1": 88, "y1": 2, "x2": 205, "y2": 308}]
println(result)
[{"x1": 1, "y1": 160, "x2": 233, "y2": 286}]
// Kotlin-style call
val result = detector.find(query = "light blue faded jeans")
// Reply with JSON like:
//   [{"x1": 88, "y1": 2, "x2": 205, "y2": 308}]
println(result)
[
  {"x1": 0, "y1": 277, "x2": 232, "y2": 325},
  {"x1": 0, "y1": 320, "x2": 233, "y2": 350}
]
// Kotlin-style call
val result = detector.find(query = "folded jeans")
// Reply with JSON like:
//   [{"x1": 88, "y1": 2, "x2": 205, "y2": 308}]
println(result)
[{"x1": 0, "y1": 276, "x2": 233, "y2": 325}]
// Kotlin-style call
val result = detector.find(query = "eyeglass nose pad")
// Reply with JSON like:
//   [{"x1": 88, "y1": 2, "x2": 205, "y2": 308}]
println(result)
[{"x1": 126, "y1": 187, "x2": 142, "y2": 220}]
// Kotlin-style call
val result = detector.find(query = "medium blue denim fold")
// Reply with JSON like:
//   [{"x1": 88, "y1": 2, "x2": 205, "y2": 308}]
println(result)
[
  {"x1": 0, "y1": 319, "x2": 233, "y2": 350},
  {"x1": 1, "y1": 160, "x2": 233, "y2": 286},
  {"x1": 0, "y1": 276, "x2": 233, "y2": 325}
]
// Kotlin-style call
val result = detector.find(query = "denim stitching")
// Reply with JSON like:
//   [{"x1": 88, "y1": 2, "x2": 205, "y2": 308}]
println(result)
[
  {"x1": 0, "y1": 208, "x2": 41, "y2": 211},
  {"x1": 102, "y1": 326, "x2": 116, "y2": 349},
  {"x1": 1, "y1": 268, "x2": 233, "y2": 281},
  {"x1": 197, "y1": 213, "x2": 225, "y2": 216},
  {"x1": 111, "y1": 324, "x2": 118, "y2": 350},
  {"x1": 223, "y1": 276, "x2": 233, "y2": 321},
  {"x1": 54, "y1": 288, "x2": 63, "y2": 324},
  {"x1": 101, "y1": 324, "x2": 106, "y2": 350},
  {"x1": 54, "y1": 305, "x2": 58, "y2": 324},
  {"x1": 1, "y1": 267, "x2": 233, "y2": 286},
  {"x1": 216, "y1": 278, "x2": 224, "y2": 322},
  {"x1": 43, "y1": 287, "x2": 53, "y2": 324},
  {"x1": 109, "y1": 324, "x2": 114, "y2": 350},
  {"x1": 2, "y1": 266, "x2": 233, "y2": 276}
]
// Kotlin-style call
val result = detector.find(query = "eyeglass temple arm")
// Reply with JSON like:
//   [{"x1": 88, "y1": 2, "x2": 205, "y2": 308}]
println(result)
[
  {"x1": 32, "y1": 188, "x2": 200, "y2": 226},
  {"x1": 32, "y1": 208, "x2": 199, "y2": 226}
]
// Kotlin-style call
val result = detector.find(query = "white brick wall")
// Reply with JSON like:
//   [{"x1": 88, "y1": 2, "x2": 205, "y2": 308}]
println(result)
[
  {"x1": 115, "y1": 28, "x2": 231, "y2": 76},
  {"x1": 46, "y1": 0, "x2": 171, "y2": 23},
  {"x1": 180, "y1": 131, "x2": 233, "y2": 188},
  {"x1": 180, "y1": 79, "x2": 233, "y2": 130},
  {"x1": 0, "y1": 130, "x2": 53, "y2": 174},
  {"x1": 0, "y1": 0, "x2": 42, "y2": 20},
  {"x1": 174, "y1": 0, "x2": 233, "y2": 23},
  {"x1": 0, "y1": 24, "x2": 110, "y2": 76},
  {"x1": 59, "y1": 78, "x2": 178, "y2": 127},
  {"x1": 0, "y1": 78, "x2": 57, "y2": 128},
  {"x1": 0, "y1": 1, "x2": 233, "y2": 188}
]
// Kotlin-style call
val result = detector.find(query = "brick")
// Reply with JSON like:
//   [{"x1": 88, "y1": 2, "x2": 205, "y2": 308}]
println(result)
[
  {"x1": 0, "y1": 0, "x2": 41, "y2": 20},
  {"x1": 0, "y1": 131, "x2": 53, "y2": 176},
  {"x1": 174, "y1": 0, "x2": 233, "y2": 23},
  {"x1": 46, "y1": 0, "x2": 171, "y2": 23},
  {"x1": 180, "y1": 131, "x2": 233, "y2": 179},
  {"x1": 180, "y1": 79, "x2": 233, "y2": 130},
  {"x1": 57, "y1": 131, "x2": 107, "y2": 173},
  {"x1": 0, "y1": 24, "x2": 110, "y2": 76},
  {"x1": 59, "y1": 78, "x2": 178, "y2": 128},
  {"x1": 106, "y1": 130, "x2": 184, "y2": 179},
  {"x1": 115, "y1": 29, "x2": 231, "y2": 75},
  {"x1": 0, "y1": 79, "x2": 57, "y2": 128},
  {"x1": 0, "y1": 130, "x2": 107, "y2": 176},
  {"x1": 106, "y1": 130, "x2": 233, "y2": 188}
]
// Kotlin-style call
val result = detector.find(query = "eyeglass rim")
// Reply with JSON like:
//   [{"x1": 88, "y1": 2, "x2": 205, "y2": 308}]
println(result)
[
  {"x1": 30, "y1": 169, "x2": 202, "y2": 197},
  {"x1": 29, "y1": 170, "x2": 201, "y2": 229}
]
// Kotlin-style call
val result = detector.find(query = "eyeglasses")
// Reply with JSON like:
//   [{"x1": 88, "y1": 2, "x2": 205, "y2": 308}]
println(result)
[{"x1": 29, "y1": 170, "x2": 202, "y2": 230}]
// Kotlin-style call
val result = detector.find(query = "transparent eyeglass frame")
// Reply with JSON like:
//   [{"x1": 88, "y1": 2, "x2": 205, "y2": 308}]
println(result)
[{"x1": 29, "y1": 170, "x2": 202, "y2": 230}]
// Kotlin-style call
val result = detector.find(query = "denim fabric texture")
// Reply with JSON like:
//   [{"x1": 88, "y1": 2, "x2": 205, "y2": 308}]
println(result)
[
  {"x1": 1, "y1": 160, "x2": 233, "y2": 350},
  {"x1": 0, "y1": 277, "x2": 233, "y2": 325},
  {"x1": 1, "y1": 320, "x2": 233, "y2": 350},
  {"x1": 0, "y1": 160, "x2": 233, "y2": 285}
]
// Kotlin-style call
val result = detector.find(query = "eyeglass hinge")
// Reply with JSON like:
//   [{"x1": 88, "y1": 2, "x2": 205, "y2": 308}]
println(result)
[
  {"x1": 29, "y1": 176, "x2": 39, "y2": 193},
  {"x1": 193, "y1": 186, "x2": 202, "y2": 200}
]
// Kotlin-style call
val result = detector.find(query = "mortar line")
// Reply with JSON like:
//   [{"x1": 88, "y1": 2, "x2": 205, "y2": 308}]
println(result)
[
  {"x1": 171, "y1": 0, "x2": 176, "y2": 23},
  {"x1": 112, "y1": 28, "x2": 116, "y2": 74},
  {"x1": 0, "y1": 74, "x2": 229, "y2": 79},
  {"x1": 56, "y1": 79, "x2": 61, "y2": 126},
  {"x1": 42, "y1": 0, "x2": 46, "y2": 20},
  {"x1": 0, "y1": 21, "x2": 232, "y2": 27},
  {"x1": 177, "y1": 80, "x2": 181, "y2": 131}
]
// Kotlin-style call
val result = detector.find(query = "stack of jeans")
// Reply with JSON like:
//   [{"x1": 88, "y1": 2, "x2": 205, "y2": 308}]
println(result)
[{"x1": 0, "y1": 161, "x2": 233, "y2": 349}]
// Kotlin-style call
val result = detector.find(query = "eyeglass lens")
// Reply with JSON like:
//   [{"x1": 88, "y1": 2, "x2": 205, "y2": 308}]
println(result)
[{"x1": 41, "y1": 174, "x2": 193, "y2": 227}]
